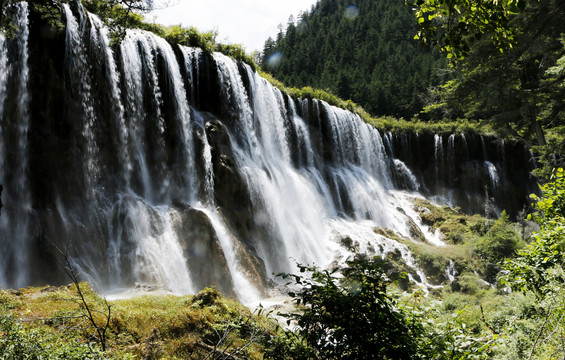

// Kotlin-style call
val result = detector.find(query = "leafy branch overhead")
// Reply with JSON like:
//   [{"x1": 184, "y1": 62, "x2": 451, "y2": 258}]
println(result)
[{"x1": 408, "y1": 0, "x2": 533, "y2": 60}]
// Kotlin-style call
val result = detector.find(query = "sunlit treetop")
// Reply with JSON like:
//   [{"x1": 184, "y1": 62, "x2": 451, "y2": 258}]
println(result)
[{"x1": 407, "y1": 0, "x2": 534, "y2": 60}]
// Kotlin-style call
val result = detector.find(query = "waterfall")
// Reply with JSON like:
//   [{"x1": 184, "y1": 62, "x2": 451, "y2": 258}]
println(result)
[
  {"x1": 485, "y1": 161, "x2": 499, "y2": 190},
  {"x1": 393, "y1": 159, "x2": 420, "y2": 191},
  {"x1": 89, "y1": 14, "x2": 130, "y2": 187},
  {"x1": 0, "y1": 2, "x2": 31, "y2": 288},
  {"x1": 106, "y1": 197, "x2": 195, "y2": 293},
  {"x1": 63, "y1": 3, "x2": 99, "y2": 190},
  {"x1": 480, "y1": 135, "x2": 488, "y2": 159},
  {"x1": 460, "y1": 133, "x2": 469, "y2": 158},
  {"x1": 179, "y1": 46, "x2": 203, "y2": 105},
  {"x1": 446, "y1": 260, "x2": 457, "y2": 282},
  {"x1": 434, "y1": 134, "x2": 444, "y2": 180},
  {"x1": 0, "y1": 3, "x2": 538, "y2": 298},
  {"x1": 216, "y1": 59, "x2": 330, "y2": 274}
]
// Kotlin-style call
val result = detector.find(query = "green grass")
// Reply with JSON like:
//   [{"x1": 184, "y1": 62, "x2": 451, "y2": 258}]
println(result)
[{"x1": 0, "y1": 285, "x2": 278, "y2": 359}]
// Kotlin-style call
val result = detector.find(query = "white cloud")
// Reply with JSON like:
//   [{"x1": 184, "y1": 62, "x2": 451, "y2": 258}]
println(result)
[{"x1": 149, "y1": 0, "x2": 318, "y2": 52}]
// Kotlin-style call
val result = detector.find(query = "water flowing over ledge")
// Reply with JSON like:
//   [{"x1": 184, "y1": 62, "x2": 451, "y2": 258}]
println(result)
[{"x1": 0, "y1": 2, "x2": 537, "y2": 301}]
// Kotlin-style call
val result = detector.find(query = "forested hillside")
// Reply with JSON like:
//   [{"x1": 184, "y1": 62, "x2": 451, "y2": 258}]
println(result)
[{"x1": 260, "y1": 0, "x2": 446, "y2": 119}]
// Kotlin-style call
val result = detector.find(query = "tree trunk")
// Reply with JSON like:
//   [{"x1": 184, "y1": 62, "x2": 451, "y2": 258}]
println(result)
[{"x1": 531, "y1": 119, "x2": 547, "y2": 146}]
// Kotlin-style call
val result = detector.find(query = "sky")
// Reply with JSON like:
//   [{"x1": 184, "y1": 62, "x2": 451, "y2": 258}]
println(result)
[{"x1": 149, "y1": 0, "x2": 319, "y2": 53}]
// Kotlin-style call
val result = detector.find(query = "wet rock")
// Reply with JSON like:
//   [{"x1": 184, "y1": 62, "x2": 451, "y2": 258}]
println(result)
[
  {"x1": 340, "y1": 236, "x2": 360, "y2": 252},
  {"x1": 173, "y1": 205, "x2": 235, "y2": 297},
  {"x1": 206, "y1": 120, "x2": 254, "y2": 244}
]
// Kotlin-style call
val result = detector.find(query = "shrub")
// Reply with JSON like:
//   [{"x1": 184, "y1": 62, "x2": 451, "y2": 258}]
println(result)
[{"x1": 273, "y1": 258, "x2": 424, "y2": 360}]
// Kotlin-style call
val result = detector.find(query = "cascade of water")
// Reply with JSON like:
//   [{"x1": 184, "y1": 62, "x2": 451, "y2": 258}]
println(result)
[
  {"x1": 0, "y1": 35, "x2": 7, "y2": 251},
  {"x1": 63, "y1": 4, "x2": 99, "y2": 190},
  {"x1": 287, "y1": 97, "x2": 315, "y2": 167},
  {"x1": 448, "y1": 134, "x2": 456, "y2": 154},
  {"x1": 434, "y1": 134, "x2": 444, "y2": 180},
  {"x1": 215, "y1": 59, "x2": 331, "y2": 274},
  {"x1": 12, "y1": 2, "x2": 28, "y2": 186},
  {"x1": 484, "y1": 161, "x2": 499, "y2": 190},
  {"x1": 88, "y1": 14, "x2": 130, "y2": 187},
  {"x1": 179, "y1": 46, "x2": 203, "y2": 105},
  {"x1": 196, "y1": 207, "x2": 260, "y2": 303},
  {"x1": 193, "y1": 111, "x2": 215, "y2": 204},
  {"x1": 498, "y1": 140, "x2": 507, "y2": 171},
  {"x1": 355, "y1": 116, "x2": 391, "y2": 184},
  {"x1": 323, "y1": 104, "x2": 347, "y2": 164},
  {"x1": 244, "y1": 65, "x2": 292, "y2": 165},
  {"x1": 460, "y1": 133, "x2": 469, "y2": 158},
  {"x1": 0, "y1": 2, "x2": 537, "y2": 297},
  {"x1": 383, "y1": 132, "x2": 394, "y2": 157},
  {"x1": 106, "y1": 197, "x2": 195, "y2": 293},
  {"x1": 213, "y1": 53, "x2": 259, "y2": 155},
  {"x1": 328, "y1": 219, "x2": 440, "y2": 291},
  {"x1": 445, "y1": 260, "x2": 457, "y2": 282},
  {"x1": 119, "y1": 30, "x2": 157, "y2": 200},
  {"x1": 393, "y1": 159, "x2": 420, "y2": 191},
  {"x1": 120, "y1": 29, "x2": 198, "y2": 203},
  {"x1": 0, "y1": 38, "x2": 6, "y2": 289},
  {"x1": 389, "y1": 191, "x2": 446, "y2": 247},
  {"x1": 150, "y1": 35, "x2": 197, "y2": 202},
  {"x1": 0, "y1": 33, "x2": 7, "y2": 125},
  {"x1": 480, "y1": 135, "x2": 488, "y2": 159},
  {"x1": 0, "y1": 2, "x2": 31, "y2": 288},
  {"x1": 447, "y1": 134, "x2": 456, "y2": 164}
]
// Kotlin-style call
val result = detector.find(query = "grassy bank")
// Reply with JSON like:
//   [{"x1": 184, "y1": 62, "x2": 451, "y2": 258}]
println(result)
[{"x1": 0, "y1": 285, "x2": 278, "y2": 359}]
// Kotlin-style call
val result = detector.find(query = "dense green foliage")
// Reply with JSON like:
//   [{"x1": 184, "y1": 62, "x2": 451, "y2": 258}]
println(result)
[
  {"x1": 501, "y1": 168, "x2": 565, "y2": 357},
  {"x1": 276, "y1": 259, "x2": 422, "y2": 359},
  {"x1": 505, "y1": 168, "x2": 565, "y2": 297},
  {"x1": 260, "y1": 0, "x2": 447, "y2": 119},
  {"x1": 408, "y1": 0, "x2": 531, "y2": 60}
]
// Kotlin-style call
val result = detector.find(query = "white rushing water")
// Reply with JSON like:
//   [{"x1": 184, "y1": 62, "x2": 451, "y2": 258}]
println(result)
[
  {"x1": 0, "y1": 2, "x2": 31, "y2": 287},
  {"x1": 89, "y1": 13, "x2": 130, "y2": 186},
  {"x1": 485, "y1": 161, "x2": 500, "y2": 190},
  {"x1": 63, "y1": 3, "x2": 99, "y2": 189}
]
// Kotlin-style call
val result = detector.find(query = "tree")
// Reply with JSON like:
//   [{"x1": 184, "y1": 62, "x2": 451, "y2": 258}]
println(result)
[{"x1": 407, "y1": 0, "x2": 536, "y2": 60}]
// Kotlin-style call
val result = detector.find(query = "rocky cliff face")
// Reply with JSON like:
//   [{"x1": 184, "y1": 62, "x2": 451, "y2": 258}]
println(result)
[{"x1": 0, "y1": 2, "x2": 537, "y2": 299}]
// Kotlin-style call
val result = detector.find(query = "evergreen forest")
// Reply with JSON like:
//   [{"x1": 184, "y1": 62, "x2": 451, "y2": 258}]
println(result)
[{"x1": 260, "y1": 0, "x2": 447, "y2": 119}]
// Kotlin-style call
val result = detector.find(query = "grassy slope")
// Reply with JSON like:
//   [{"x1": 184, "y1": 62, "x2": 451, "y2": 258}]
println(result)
[{"x1": 0, "y1": 285, "x2": 278, "y2": 359}]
